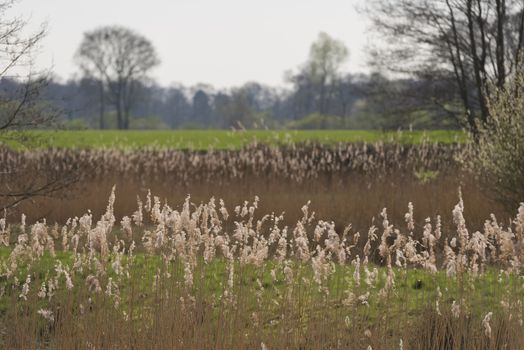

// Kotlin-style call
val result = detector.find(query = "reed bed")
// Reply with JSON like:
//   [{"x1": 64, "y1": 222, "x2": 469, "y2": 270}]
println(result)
[
  {"x1": 1, "y1": 142, "x2": 519, "y2": 349},
  {"x1": 0, "y1": 188, "x2": 523, "y2": 349},
  {"x1": 3, "y1": 142, "x2": 490, "y2": 227},
  {"x1": 2, "y1": 142, "x2": 507, "y2": 239},
  {"x1": 0, "y1": 142, "x2": 460, "y2": 184}
]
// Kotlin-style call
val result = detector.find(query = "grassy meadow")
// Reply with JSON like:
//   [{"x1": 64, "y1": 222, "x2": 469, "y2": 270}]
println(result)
[
  {"x1": 1, "y1": 131, "x2": 522, "y2": 350},
  {"x1": 9, "y1": 129, "x2": 467, "y2": 150}
]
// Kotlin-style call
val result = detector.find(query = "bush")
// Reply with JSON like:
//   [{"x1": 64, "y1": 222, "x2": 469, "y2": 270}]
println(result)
[
  {"x1": 465, "y1": 75, "x2": 524, "y2": 208},
  {"x1": 63, "y1": 118, "x2": 89, "y2": 130}
]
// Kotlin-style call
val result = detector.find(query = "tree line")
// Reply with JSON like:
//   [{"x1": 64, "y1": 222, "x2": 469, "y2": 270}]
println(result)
[
  {"x1": 0, "y1": 71, "x2": 459, "y2": 130},
  {"x1": 365, "y1": 0, "x2": 524, "y2": 139},
  {"x1": 0, "y1": 29, "x2": 460, "y2": 131},
  {"x1": 3, "y1": 0, "x2": 524, "y2": 133}
]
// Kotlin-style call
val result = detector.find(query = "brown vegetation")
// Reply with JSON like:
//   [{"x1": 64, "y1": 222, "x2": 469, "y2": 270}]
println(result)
[{"x1": 2, "y1": 142, "x2": 506, "y2": 233}]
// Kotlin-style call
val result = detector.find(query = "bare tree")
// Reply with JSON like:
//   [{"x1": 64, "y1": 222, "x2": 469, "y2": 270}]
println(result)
[
  {"x1": 75, "y1": 26, "x2": 160, "y2": 130},
  {"x1": 0, "y1": 0, "x2": 49, "y2": 133},
  {"x1": 0, "y1": 0, "x2": 78, "y2": 211},
  {"x1": 364, "y1": 0, "x2": 524, "y2": 138}
]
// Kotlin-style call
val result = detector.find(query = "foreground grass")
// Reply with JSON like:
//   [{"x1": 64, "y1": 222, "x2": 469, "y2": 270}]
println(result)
[
  {"x1": 0, "y1": 248, "x2": 516, "y2": 319},
  {"x1": 2, "y1": 190, "x2": 521, "y2": 349},
  {"x1": 0, "y1": 247, "x2": 520, "y2": 349},
  {"x1": 9, "y1": 129, "x2": 466, "y2": 150}
]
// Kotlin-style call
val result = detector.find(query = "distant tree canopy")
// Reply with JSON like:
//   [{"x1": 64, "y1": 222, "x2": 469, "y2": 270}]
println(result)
[
  {"x1": 21, "y1": 72, "x2": 457, "y2": 131},
  {"x1": 365, "y1": 0, "x2": 524, "y2": 138},
  {"x1": 0, "y1": 28, "x2": 463, "y2": 131},
  {"x1": 75, "y1": 26, "x2": 160, "y2": 130},
  {"x1": 287, "y1": 32, "x2": 349, "y2": 120},
  {"x1": 192, "y1": 90, "x2": 212, "y2": 126}
]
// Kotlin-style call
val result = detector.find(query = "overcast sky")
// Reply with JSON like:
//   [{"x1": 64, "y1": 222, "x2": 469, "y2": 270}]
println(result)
[{"x1": 14, "y1": 0, "x2": 369, "y2": 89}]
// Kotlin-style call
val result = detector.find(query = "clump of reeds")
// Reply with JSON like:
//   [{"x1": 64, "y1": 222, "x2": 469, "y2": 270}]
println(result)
[
  {"x1": 0, "y1": 142, "x2": 460, "y2": 185},
  {"x1": 0, "y1": 188, "x2": 522, "y2": 349}
]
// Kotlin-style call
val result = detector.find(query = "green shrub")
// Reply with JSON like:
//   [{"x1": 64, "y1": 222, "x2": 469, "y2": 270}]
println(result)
[
  {"x1": 63, "y1": 118, "x2": 89, "y2": 130},
  {"x1": 465, "y1": 75, "x2": 524, "y2": 208}
]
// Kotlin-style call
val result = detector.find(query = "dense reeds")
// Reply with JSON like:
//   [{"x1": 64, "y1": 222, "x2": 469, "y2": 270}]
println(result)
[
  {"x1": 0, "y1": 142, "x2": 460, "y2": 184},
  {"x1": 1, "y1": 142, "x2": 520, "y2": 348},
  {"x1": 0, "y1": 188, "x2": 523, "y2": 349},
  {"x1": 2, "y1": 142, "x2": 508, "y2": 240},
  {"x1": 3, "y1": 142, "x2": 493, "y2": 225}
]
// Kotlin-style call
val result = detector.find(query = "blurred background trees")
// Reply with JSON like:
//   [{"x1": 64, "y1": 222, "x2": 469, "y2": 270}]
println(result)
[
  {"x1": 75, "y1": 25, "x2": 160, "y2": 130},
  {"x1": 14, "y1": 52, "x2": 460, "y2": 131},
  {"x1": 9, "y1": 1, "x2": 522, "y2": 131},
  {"x1": 286, "y1": 32, "x2": 349, "y2": 119},
  {"x1": 0, "y1": 19, "x2": 465, "y2": 132},
  {"x1": 365, "y1": 0, "x2": 524, "y2": 138}
]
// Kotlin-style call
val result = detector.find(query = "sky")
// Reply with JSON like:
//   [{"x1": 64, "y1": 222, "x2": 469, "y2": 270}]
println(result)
[{"x1": 14, "y1": 0, "x2": 369, "y2": 89}]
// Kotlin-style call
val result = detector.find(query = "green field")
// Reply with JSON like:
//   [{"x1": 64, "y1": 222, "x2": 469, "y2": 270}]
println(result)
[
  {"x1": 0, "y1": 247, "x2": 512, "y2": 321},
  {"x1": 9, "y1": 129, "x2": 466, "y2": 150}
]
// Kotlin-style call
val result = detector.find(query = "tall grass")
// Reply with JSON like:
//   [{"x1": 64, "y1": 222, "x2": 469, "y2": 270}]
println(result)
[
  {"x1": 0, "y1": 188, "x2": 523, "y2": 349},
  {"x1": 4, "y1": 142, "x2": 490, "y2": 226},
  {"x1": 1, "y1": 142, "x2": 460, "y2": 183}
]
